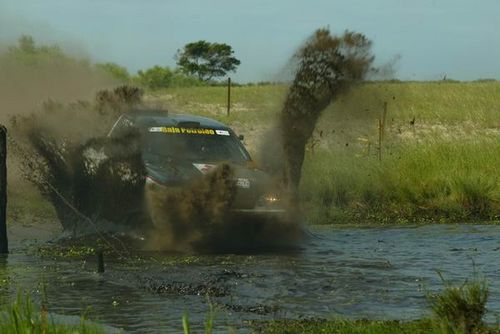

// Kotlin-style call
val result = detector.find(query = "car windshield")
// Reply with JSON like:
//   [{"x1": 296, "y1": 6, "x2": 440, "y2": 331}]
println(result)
[{"x1": 143, "y1": 127, "x2": 250, "y2": 163}]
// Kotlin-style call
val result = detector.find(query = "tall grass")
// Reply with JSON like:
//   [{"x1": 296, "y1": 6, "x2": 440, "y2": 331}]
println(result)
[
  {"x1": 312, "y1": 81, "x2": 500, "y2": 127},
  {"x1": 182, "y1": 302, "x2": 216, "y2": 334},
  {"x1": 300, "y1": 136, "x2": 500, "y2": 224},
  {"x1": 0, "y1": 292, "x2": 105, "y2": 333}
]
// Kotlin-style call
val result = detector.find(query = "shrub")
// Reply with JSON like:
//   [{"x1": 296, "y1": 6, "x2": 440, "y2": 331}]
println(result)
[
  {"x1": 452, "y1": 176, "x2": 496, "y2": 218},
  {"x1": 428, "y1": 273, "x2": 489, "y2": 334},
  {"x1": 136, "y1": 65, "x2": 174, "y2": 89},
  {"x1": 135, "y1": 66, "x2": 204, "y2": 89},
  {"x1": 171, "y1": 70, "x2": 206, "y2": 87}
]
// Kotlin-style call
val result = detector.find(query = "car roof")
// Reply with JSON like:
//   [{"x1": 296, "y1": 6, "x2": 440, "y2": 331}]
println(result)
[{"x1": 124, "y1": 109, "x2": 229, "y2": 129}]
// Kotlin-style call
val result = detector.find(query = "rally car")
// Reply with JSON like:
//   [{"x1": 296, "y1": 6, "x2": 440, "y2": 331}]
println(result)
[{"x1": 108, "y1": 109, "x2": 286, "y2": 220}]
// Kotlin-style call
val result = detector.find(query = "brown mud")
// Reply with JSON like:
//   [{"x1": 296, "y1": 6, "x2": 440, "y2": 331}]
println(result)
[
  {"x1": 278, "y1": 29, "x2": 375, "y2": 196},
  {"x1": 10, "y1": 87, "x2": 146, "y2": 232},
  {"x1": 146, "y1": 163, "x2": 302, "y2": 252}
]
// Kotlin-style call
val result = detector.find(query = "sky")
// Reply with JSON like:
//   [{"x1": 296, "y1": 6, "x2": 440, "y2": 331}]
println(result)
[{"x1": 1, "y1": 0, "x2": 499, "y2": 82}]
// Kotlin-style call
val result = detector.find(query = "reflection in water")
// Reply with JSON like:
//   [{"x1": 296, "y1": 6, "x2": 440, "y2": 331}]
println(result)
[{"x1": 3, "y1": 224, "x2": 500, "y2": 333}]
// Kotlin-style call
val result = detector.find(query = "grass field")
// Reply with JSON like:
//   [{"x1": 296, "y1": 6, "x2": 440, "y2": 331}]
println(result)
[
  {"x1": 6, "y1": 81, "x2": 499, "y2": 225},
  {"x1": 148, "y1": 81, "x2": 500, "y2": 126},
  {"x1": 147, "y1": 81, "x2": 500, "y2": 224}
]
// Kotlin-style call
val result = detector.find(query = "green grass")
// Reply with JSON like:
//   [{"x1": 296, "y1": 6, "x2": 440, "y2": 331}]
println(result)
[
  {"x1": 261, "y1": 318, "x2": 439, "y2": 334},
  {"x1": 300, "y1": 136, "x2": 499, "y2": 224},
  {"x1": 0, "y1": 292, "x2": 105, "y2": 334},
  {"x1": 259, "y1": 317, "x2": 500, "y2": 334},
  {"x1": 149, "y1": 81, "x2": 500, "y2": 127},
  {"x1": 8, "y1": 81, "x2": 499, "y2": 224},
  {"x1": 150, "y1": 81, "x2": 499, "y2": 224},
  {"x1": 146, "y1": 85, "x2": 287, "y2": 125},
  {"x1": 324, "y1": 81, "x2": 500, "y2": 126}
]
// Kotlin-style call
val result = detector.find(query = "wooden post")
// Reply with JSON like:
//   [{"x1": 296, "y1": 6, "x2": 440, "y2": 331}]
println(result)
[
  {"x1": 0, "y1": 126, "x2": 7, "y2": 254},
  {"x1": 377, "y1": 102, "x2": 388, "y2": 163},
  {"x1": 97, "y1": 249, "x2": 105, "y2": 273},
  {"x1": 378, "y1": 119, "x2": 382, "y2": 162},
  {"x1": 382, "y1": 101, "x2": 388, "y2": 138},
  {"x1": 227, "y1": 77, "x2": 231, "y2": 116}
]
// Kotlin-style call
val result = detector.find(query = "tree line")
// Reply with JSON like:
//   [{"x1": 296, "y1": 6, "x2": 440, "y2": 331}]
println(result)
[{"x1": 3, "y1": 35, "x2": 241, "y2": 89}]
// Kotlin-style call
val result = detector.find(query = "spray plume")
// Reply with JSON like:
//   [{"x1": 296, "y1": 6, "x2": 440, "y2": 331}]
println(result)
[{"x1": 280, "y1": 29, "x2": 375, "y2": 202}]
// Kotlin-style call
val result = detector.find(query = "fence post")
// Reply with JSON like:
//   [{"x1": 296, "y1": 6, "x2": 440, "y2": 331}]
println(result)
[
  {"x1": 227, "y1": 77, "x2": 231, "y2": 116},
  {"x1": 97, "y1": 249, "x2": 105, "y2": 273},
  {"x1": 382, "y1": 101, "x2": 388, "y2": 137},
  {"x1": 0, "y1": 126, "x2": 8, "y2": 254},
  {"x1": 377, "y1": 102, "x2": 388, "y2": 163},
  {"x1": 378, "y1": 119, "x2": 383, "y2": 162}
]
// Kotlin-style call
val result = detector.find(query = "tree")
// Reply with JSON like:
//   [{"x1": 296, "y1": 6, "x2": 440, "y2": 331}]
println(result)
[
  {"x1": 136, "y1": 66, "x2": 173, "y2": 89},
  {"x1": 176, "y1": 41, "x2": 240, "y2": 81}
]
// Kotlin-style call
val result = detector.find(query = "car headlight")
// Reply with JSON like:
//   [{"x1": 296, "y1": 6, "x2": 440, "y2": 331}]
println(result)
[
  {"x1": 263, "y1": 194, "x2": 279, "y2": 203},
  {"x1": 257, "y1": 193, "x2": 281, "y2": 207}
]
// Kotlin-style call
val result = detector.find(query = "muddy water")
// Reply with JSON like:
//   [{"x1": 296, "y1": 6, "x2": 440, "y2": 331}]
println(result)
[{"x1": 2, "y1": 224, "x2": 500, "y2": 332}]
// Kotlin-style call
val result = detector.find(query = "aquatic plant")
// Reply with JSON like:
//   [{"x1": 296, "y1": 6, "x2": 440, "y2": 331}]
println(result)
[
  {"x1": 183, "y1": 313, "x2": 191, "y2": 334},
  {"x1": 0, "y1": 292, "x2": 105, "y2": 333},
  {"x1": 182, "y1": 304, "x2": 216, "y2": 334},
  {"x1": 428, "y1": 273, "x2": 489, "y2": 334}
]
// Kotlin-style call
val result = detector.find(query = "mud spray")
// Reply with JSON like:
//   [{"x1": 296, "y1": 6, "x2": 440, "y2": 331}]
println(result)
[
  {"x1": 10, "y1": 87, "x2": 301, "y2": 253},
  {"x1": 6, "y1": 29, "x2": 377, "y2": 253},
  {"x1": 10, "y1": 86, "x2": 146, "y2": 233},
  {"x1": 146, "y1": 163, "x2": 302, "y2": 252},
  {"x1": 263, "y1": 29, "x2": 376, "y2": 210},
  {"x1": 0, "y1": 35, "x2": 125, "y2": 232}
]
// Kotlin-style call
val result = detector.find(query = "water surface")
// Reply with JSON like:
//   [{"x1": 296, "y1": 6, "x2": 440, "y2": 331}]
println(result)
[{"x1": 2, "y1": 224, "x2": 499, "y2": 332}]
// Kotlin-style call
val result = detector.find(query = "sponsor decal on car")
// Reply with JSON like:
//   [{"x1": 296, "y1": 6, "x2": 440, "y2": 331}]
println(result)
[
  {"x1": 193, "y1": 163, "x2": 217, "y2": 174},
  {"x1": 236, "y1": 178, "x2": 251, "y2": 189},
  {"x1": 149, "y1": 127, "x2": 231, "y2": 136},
  {"x1": 192, "y1": 165, "x2": 251, "y2": 188},
  {"x1": 215, "y1": 129, "x2": 230, "y2": 136}
]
